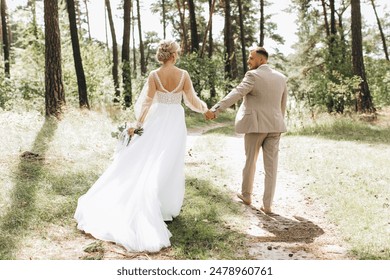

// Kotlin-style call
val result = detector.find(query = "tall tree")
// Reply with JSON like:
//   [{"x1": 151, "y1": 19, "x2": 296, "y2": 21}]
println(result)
[
  {"x1": 320, "y1": 0, "x2": 330, "y2": 37},
  {"x1": 136, "y1": 0, "x2": 146, "y2": 75},
  {"x1": 1, "y1": 0, "x2": 10, "y2": 77},
  {"x1": 351, "y1": 0, "x2": 375, "y2": 113},
  {"x1": 162, "y1": 0, "x2": 166, "y2": 39},
  {"x1": 329, "y1": 0, "x2": 337, "y2": 42},
  {"x1": 175, "y1": 0, "x2": 188, "y2": 54},
  {"x1": 188, "y1": 0, "x2": 199, "y2": 52},
  {"x1": 207, "y1": 0, "x2": 217, "y2": 99},
  {"x1": 207, "y1": 0, "x2": 214, "y2": 59},
  {"x1": 105, "y1": 0, "x2": 120, "y2": 100},
  {"x1": 224, "y1": 0, "x2": 237, "y2": 83},
  {"x1": 259, "y1": 0, "x2": 265, "y2": 46},
  {"x1": 370, "y1": 0, "x2": 389, "y2": 61},
  {"x1": 238, "y1": 0, "x2": 247, "y2": 73},
  {"x1": 131, "y1": 3, "x2": 137, "y2": 76},
  {"x1": 200, "y1": 0, "x2": 216, "y2": 58},
  {"x1": 66, "y1": 0, "x2": 89, "y2": 109},
  {"x1": 327, "y1": 0, "x2": 339, "y2": 71},
  {"x1": 335, "y1": 2, "x2": 350, "y2": 65},
  {"x1": 122, "y1": 0, "x2": 132, "y2": 107},
  {"x1": 44, "y1": 0, "x2": 65, "y2": 117},
  {"x1": 27, "y1": 0, "x2": 38, "y2": 39}
]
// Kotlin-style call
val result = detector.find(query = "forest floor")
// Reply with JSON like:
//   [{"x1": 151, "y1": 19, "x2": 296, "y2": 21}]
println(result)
[
  {"x1": 3, "y1": 108, "x2": 390, "y2": 260},
  {"x1": 14, "y1": 122, "x2": 350, "y2": 260}
]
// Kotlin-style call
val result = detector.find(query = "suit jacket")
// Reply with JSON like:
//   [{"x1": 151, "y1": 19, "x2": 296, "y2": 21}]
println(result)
[{"x1": 212, "y1": 64, "x2": 288, "y2": 134}]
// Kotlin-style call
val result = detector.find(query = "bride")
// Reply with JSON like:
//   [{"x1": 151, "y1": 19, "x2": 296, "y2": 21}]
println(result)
[{"x1": 74, "y1": 40, "x2": 208, "y2": 252}]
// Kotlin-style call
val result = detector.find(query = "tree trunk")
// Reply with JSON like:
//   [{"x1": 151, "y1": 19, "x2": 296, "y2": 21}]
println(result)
[
  {"x1": 136, "y1": 0, "x2": 146, "y2": 75},
  {"x1": 188, "y1": 0, "x2": 199, "y2": 53},
  {"x1": 224, "y1": 0, "x2": 237, "y2": 87},
  {"x1": 329, "y1": 0, "x2": 337, "y2": 39},
  {"x1": 66, "y1": 0, "x2": 89, "y2": 109},
  {"x1": 131, "y1": 2, "x2": 137, "y2": 76},
  {"x1": 104, "y1": 1, "x2": 109, "y2": 49},
  {"x1": 329, "y1": 0, "x2": 337, "y2": 60},
  {"x1": 224, "y1": 0, "x2": 232, "y2": 80},
  {"x1": 27, "y1": 0, "x2": 38, "y2": 39},
  {"x1": 351, "y1": 0, "x2": 375, "y2": 113},
  {"x1": 207, "y1": 0, "x2": 213, "y2": 59},
  {"x1": 83, "y1": 0, "x2": 91, "y2": 40},
  {"x1": 320, "y1": 0, "x2": 330, "y2": 37},
  {"x1": 200, "y1": 0, "x2": 215, "y2": 59},
  {"x1": 175, "y1": 0, "x2": 188, "y2": 54},
  {"x1": 336, "y1": 5, "x2": 348, "y2": 65},
  {"x1": 1, "y1": 0, "x2": 10, "y2": 78},
  {"x1": 370, "y1": 0, "x2": 389, "y2": 61},
  {"x1": 44, "y1": 0, "x2": 65, "y2": 117},
  {"x1": 238, "y1": 0, "x2": 247, "y2": 74},
  {"x1": 259, "y1": 0, "x2": 264, "y2": 46},
  {"x1": 122, "y1": 0, "x2": 132, "y2": 107},
  {"x1": 208, "y1": 0, "x2": 216, "y2": 99},
  {"x1": 105, "y1": 0, "x2": 120, "y2": 101},
  {"x1": 162, "y1": 0, "x2": 166, "y2": 39}
]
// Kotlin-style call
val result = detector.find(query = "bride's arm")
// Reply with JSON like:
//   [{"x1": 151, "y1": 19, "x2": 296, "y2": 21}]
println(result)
[
  {"x1": 182, "y1": 71, "x2": 208, "y2": 113},
  {"x1": 136, "y1": 73, "x2": 157, "y2": 126}
]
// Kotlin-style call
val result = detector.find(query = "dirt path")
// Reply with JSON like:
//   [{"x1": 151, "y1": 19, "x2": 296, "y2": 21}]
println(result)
[{"x1": 185, "y1": 126, "x2": 351, "y2": 260}]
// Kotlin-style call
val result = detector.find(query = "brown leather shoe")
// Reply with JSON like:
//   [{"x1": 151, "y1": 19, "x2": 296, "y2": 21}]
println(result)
[
  {"x1": 237, "y1": 193, "x2": 252, "y2": 205},
  {"x1": 260, "y1": 206, "x2": 273, "y2": 214}
]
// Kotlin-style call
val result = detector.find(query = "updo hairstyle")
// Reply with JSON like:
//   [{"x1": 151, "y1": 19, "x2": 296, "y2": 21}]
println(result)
[{"x1": 156, "y1": 40, "x2": 180, "y2": 63}]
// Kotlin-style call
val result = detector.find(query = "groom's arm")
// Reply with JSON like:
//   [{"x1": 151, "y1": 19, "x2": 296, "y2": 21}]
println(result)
[{"x1": 211, "y1": 71, "x2": 256, "y2": 116}]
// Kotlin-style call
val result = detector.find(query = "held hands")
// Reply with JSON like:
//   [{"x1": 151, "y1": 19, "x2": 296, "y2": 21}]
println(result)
[
  {"x1": 204, "y1": 110, "x2": 216, "y2": 120},
  {"x1": 127, "y1": 127, "x2": 136, "y2": 136}
]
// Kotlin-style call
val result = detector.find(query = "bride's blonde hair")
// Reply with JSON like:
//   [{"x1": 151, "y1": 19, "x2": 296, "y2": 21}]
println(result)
[{"x1": 156, "y1": 40, "x2": 180, "y2": 63}]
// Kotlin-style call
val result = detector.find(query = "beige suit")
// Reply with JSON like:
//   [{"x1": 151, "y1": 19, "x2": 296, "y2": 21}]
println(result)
[{"x1": 212, "y1": 64, "x2": 287, "y2": 209}]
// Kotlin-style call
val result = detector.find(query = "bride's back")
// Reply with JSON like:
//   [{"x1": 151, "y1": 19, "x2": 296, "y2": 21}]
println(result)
[{"x1": 155, "y1": 66, "x2": 184, "y2": 93}]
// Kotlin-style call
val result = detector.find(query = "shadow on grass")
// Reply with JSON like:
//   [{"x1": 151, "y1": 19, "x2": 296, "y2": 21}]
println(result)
[
  {"x1": 33, "y1": 171, "x2": 100, "y2": 225},
  {"x1": 287, "y1": 118, "x2": 390, "y2": 145},
  {"x1": 0, "y1": 117, "x2": 58, "y2": 259},
  {"x1": 168, "y1": 177, "x2": 248, "y2": 260}
]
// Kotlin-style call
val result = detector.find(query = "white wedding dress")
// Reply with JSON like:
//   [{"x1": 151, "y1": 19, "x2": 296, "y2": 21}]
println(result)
[{"x1": 74, "y1": 69, "x2": 207, "y2": 252}]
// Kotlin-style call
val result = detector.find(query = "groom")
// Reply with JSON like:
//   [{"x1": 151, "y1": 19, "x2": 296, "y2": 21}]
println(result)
[{"x1": 205, "y1": 47, "x2": 288, "y2": 214}]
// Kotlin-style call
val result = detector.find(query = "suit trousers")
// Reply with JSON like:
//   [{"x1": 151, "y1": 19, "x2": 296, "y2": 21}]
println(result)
[{"x1": 241, "y1": 132, "x2": 281, "y2": 209}]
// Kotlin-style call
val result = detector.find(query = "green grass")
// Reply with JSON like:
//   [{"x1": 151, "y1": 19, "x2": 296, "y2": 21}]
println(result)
[
  {"x1": 287, "y1": 117, "x2": 390, "y2": 144},
  {"x1": 0, "y1": 109, "x2": 114, "y2": 259},
  {"x1": 2, "y1": 107, "x2": 389, "y2": 260},
  {"x1": 283, "y1": 115, "x2": 390, "y2": 259},
  {"x1": 0, "y1": 117, "x2": 58, "y2": 259},
  {"x1": 0, "y1": 107, "x2": 247, "y2": 260},
  {"x1": 169, "y1": 177, "x2": 247, "y2": 259}
]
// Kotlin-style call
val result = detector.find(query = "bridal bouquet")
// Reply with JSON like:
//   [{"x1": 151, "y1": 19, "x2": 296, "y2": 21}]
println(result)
[{"x1": 112, "y1": 122, "x2": 144, "y2": 147}]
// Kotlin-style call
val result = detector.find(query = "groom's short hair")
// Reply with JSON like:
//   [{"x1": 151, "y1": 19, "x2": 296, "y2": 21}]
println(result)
[{"x1": 253, "y1": 47, "x2": 269, "y2": 59}]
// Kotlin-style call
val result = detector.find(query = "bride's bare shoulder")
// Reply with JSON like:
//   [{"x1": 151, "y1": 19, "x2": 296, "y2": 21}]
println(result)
[
  {"x1": 156, "y1": 67, "x2": 185, "y2": 77},
  {"x1": 175, "y1": 66, "x2": 187, "y2": 73}
]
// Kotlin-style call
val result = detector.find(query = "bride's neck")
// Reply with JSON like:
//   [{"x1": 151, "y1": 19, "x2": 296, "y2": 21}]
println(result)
[{"x1": 161, "y1": 60, "x2": 175, "y2": 68}]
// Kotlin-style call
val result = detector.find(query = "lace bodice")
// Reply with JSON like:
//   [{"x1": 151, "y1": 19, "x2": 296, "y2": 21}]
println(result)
[
  {"x1": 154, "y1": 71, "x2": 184, "y2": 105},
  {"x1": 156, "y1": 91, "x2": 183, "y2": 104},
  {"x1": 135, "y1": 69, "x2": 208, "y2": 125}
]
